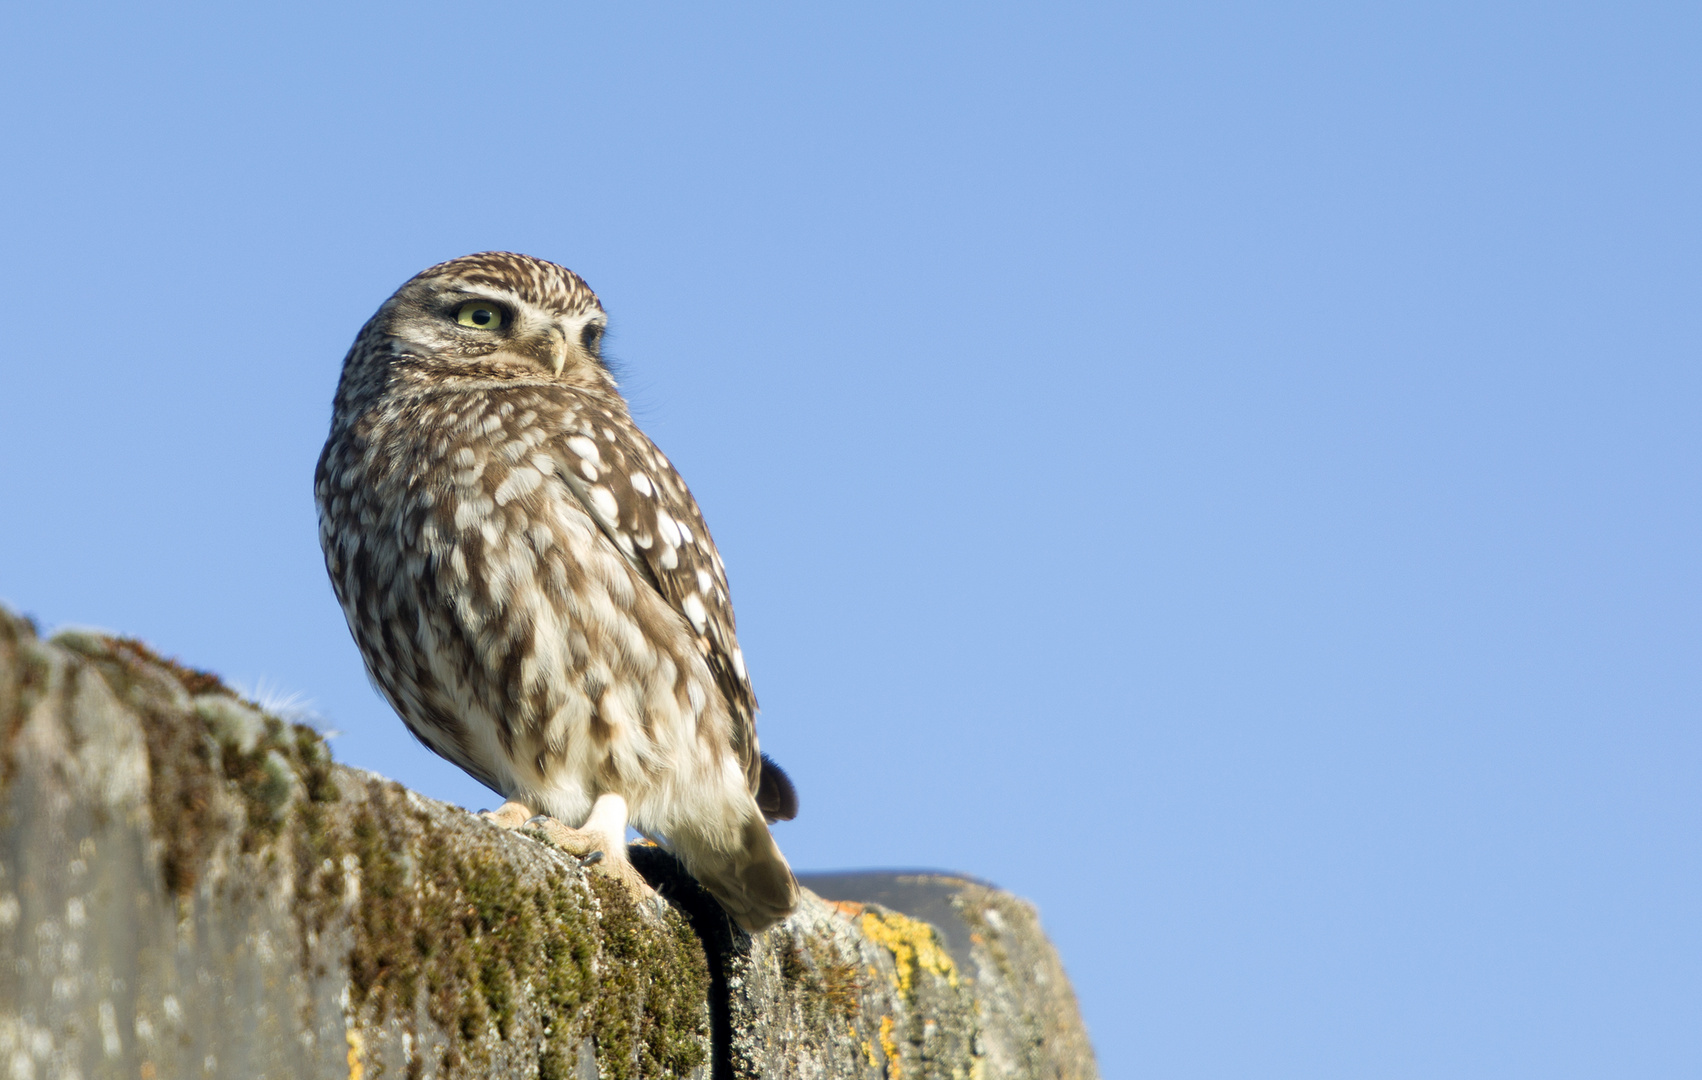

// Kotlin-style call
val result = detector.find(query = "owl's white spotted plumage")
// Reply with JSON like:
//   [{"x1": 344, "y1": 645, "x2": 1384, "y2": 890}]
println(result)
[{"x1": 315, "y1": 252, "x2": 798, "y2": 931}]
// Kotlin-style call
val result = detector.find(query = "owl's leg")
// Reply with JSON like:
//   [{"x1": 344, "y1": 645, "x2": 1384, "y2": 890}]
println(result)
[
  {"x1": 478, "y1": 801, "x2": 537, "y2": 829},
  {"x1": 526, "y1": 794, "x2": 655, "y2": 903}
]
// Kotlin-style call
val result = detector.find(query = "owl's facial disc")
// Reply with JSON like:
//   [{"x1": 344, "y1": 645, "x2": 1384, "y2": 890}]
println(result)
[
  {"x1": 496, "y1": 313, "x2": 606, "y2": 381},
  {"x1": 381, "y1": 282, "x2": 607, "y2": 385}
]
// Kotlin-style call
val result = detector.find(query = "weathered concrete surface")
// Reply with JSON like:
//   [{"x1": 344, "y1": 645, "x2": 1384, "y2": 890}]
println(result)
[
  {"x1": 0, "y1": 607, "x2": 1097, "y2": 1079},
  {"x1": 793, "y1": 874, "x2": 1098, "y2": 1080}
]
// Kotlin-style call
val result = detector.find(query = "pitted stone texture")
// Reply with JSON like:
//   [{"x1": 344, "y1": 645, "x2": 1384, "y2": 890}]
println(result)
[
  {"x1": 799, "y1": 874, "x2": 1098, "y2": 1080},
  {"x1": 0, "y1": 606, "x2": 1095, "y2": 1079},
  {"x1": 0, "y1": 616, "x2": 351, "y2": 1080},
  {"x1": 0, "y1": 610, "x2": 709, "y2": 1080}
]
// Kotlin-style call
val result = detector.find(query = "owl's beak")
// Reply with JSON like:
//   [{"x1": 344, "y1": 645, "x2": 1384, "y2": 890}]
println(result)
[{"x1": 543, "y1": 326, "x2": 568, "y2": 377}]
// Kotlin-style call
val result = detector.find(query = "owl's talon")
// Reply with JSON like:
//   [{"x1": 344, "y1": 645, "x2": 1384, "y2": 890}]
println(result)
[
  {"x1": 511, "y1": 796, "x2": 655, "y2": 904},
  {"x1": 479, "y1": 801, "x2": 538, "y2": 831}
]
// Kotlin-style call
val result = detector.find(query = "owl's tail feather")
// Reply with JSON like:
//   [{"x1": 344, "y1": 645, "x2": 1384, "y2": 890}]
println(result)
[
  {"x1": 756, "y1": 752, "x2": 799, "y2": 822},
  {"x1": 680, "y1": 815, "x2": 799, "y2": 933}
]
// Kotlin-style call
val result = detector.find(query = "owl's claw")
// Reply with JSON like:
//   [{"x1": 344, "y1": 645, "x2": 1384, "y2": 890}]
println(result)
[
  {"x1": 478, "y1": 801, "x2": 537, "y2": 830},
  {"x1": 520, "y1": 795, "x2": 654, "y2": 905},
  {"x1": 524, "y1": 816, "x2": 606, "y2": 864},
  {"x1": 522, "y1": 816, "x2": 605, "y2": 863}
]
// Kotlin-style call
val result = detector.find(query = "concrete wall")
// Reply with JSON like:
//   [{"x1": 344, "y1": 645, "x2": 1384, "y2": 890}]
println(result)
[{"x1": 0, "y1": 609, "x2": 1096, "y2": 1080}]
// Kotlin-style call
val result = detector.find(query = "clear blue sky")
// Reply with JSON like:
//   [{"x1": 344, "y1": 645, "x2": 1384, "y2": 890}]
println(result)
[{"x1": 3, "y1": 3, "x2": 1697, "y2": 1076}]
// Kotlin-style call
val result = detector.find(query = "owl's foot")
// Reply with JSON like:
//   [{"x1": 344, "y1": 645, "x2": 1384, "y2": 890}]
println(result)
[
  {"x1": 478, "y1": 800, "x2": 538, "y2": 830},
  {"x1": 524, "y1": 794, "x2": 655, "y2": 905}
]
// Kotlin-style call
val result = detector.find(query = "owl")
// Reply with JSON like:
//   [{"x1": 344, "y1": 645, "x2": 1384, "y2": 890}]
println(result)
[{"x1": 315, "y1": 252, "x2": 799, "y2": 932}]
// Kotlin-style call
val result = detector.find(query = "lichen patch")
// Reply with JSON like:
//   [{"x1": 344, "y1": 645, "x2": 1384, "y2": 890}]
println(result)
[{"x1": 860, "y1": 910, "x2": 960, "y2": 997}]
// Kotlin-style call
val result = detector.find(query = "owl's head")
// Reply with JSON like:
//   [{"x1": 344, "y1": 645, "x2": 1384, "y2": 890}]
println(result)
[{"x1": 362, "y1": 251, "x2": 611, "y2": 390}]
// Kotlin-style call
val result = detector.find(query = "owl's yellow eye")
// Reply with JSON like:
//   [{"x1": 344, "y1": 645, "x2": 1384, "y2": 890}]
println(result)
[{"x1": 455, "y1": 301, "x2": 506, "y2": 330}]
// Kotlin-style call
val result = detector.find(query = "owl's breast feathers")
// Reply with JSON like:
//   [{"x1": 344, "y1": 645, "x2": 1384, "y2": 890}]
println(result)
[{"x1": 316, "y1": 379, "x2": 763, "y2": 794}]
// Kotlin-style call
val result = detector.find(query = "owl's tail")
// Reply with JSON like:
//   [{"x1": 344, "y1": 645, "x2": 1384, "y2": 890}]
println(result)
[{"x1": 677, "y1": 814, "x2": 799, "y2": 933}]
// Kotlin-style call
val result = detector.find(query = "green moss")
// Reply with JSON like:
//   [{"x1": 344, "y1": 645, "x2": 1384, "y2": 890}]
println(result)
[
  {"x1": 587, "y1": 875, "x2": 710, "y2": 1080},
  {"x1": 299, "y1": 782, "x2": 707, "y2": 1078},
  {"x1": 214, "y1": 713, "x2": 314, "y2": 853},
  {"x1": 42, "y1": 627, "x2": 713, "y2": 1078},
  {"x1": 325, "y1": 790, "x2": 585, "y2": 1072},
  {"x1": 104, "y1": 635, "x2": 232, "y2": 697},
  {"x1": 52, "y1": 630, "x2": 339, "y2": 894},
  {"x1": 294, "y1": 725, "x2": 339, "y2": 802},
  {"x1": 0, "y1": 615, "x2": 52, "y2": 787},
  {"x1": 65, "y1": 637, "x2": 225, "y2": 894}
]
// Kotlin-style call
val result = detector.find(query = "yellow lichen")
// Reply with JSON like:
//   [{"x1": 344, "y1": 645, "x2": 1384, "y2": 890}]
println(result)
[
  {"x1": 860, "y1": 910, "x2": 959, "y2": 996},
  {"x1": 879, "y1": 1014, "x2": 902, "y2": 1079},
  {"x1": 345, "y1": 1028, "x2": 364, "y2": 1080}
]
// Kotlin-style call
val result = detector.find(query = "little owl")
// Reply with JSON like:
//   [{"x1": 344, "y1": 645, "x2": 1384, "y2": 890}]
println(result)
[{"x1": 315, "y1": 252, "x2": 799, "y2": 931}]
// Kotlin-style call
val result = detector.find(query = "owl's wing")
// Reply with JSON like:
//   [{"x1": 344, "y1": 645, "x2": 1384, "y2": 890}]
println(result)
[{"x1": 545, "y1": 413, "x2": 763, "y2": 781}]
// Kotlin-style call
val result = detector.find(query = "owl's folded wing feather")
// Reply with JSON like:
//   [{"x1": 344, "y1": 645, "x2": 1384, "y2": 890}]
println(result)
[{"x1": 545, "y1": 413, "x2": 763, "y2": 786}]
